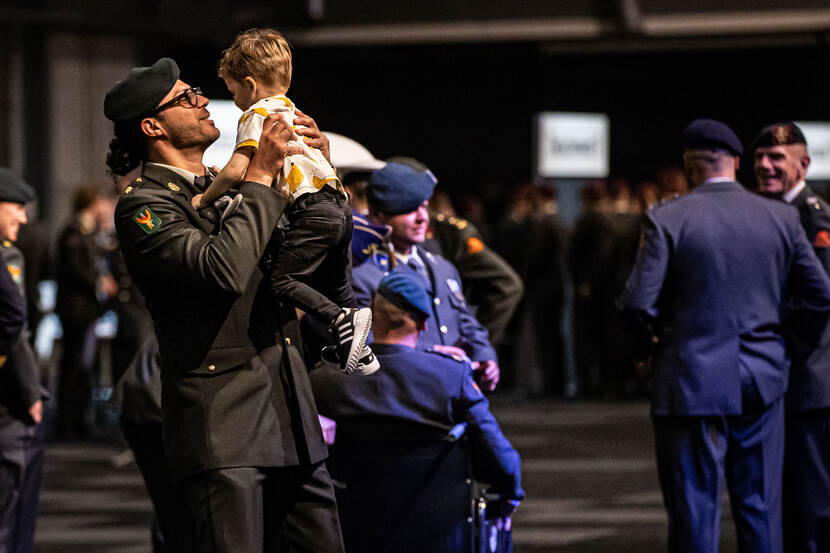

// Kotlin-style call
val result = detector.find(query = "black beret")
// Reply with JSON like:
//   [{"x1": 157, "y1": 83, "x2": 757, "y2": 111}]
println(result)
[
  {"x1": 104, "y1": 58, "x2": 180, "y2": 122},
  {"x1": 751, "y1": 122, "x2": 807, "y2": 151},
  {"x1": 377, "y1": 271, "x2": 432, "y2": 319},
  {"x1": 682, "y1": 118, "x2": 743, "y2": 157},
  {"x1": 367, "y1": 162, "x2": 436, "y2": 215},
  {"x1": 0, "y1": 168, "x2": 35, "y2": 205}
]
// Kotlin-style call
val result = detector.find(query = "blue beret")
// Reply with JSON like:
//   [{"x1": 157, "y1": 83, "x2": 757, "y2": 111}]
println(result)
[
  {"x1": 104, "y1": 58, "x2": 180, "y2": 122},
  {"x1": 377, "y1": 271, "x2": 432, "y2": 319},
  {"x1": 682, "y1": 118, "x2": 743, "y2": 157},
  {"x1": 0, "y1": 168, "x2": 35, "y2": 205},
  {"x1": 367, "y1": 162, "x2": 436, "y2": 215}
]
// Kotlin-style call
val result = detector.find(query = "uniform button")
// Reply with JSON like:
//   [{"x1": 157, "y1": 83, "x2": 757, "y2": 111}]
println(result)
[
  {"x1": 285, "y1": 337, "x2": 291, "y2": 346},
  {"x1": 434, "y1": 297, "x2": 441, "y2": 305},
  {"x1": 208, "y1": 365, "x2": 215, "y2": 372},
  {"x1": 440, "y1": 325, "x2": 448, "y2": 334}
]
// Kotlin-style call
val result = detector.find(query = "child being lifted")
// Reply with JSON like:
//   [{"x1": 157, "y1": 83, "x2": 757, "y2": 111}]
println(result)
[{"x1": 193, "y1": 28, "x2": 377, "y2": 375}]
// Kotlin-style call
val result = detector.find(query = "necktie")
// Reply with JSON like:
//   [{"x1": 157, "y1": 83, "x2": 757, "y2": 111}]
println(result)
[{"x1": 194, "y1": 173, "x2": 213, "y2": 192}]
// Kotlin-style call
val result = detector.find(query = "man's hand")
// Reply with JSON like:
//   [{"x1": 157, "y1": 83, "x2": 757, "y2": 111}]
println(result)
[
  {"x1": 28, "y1": 400, "x2": 42, "y2": 424},
  {"x1": 98, "y1": 274, "x2": 118, "y2": 298},
  {"x1": 293, "y1": 109, "x2": 330, "y2": 162},
  {"x1": 432, "y1": 344, "x2": 469, "y2": 361},
  {"x1": 318, "y1": 414, "x2": 336, "y2": 445},
  {"x1": 247, "y1": 114, "x2": 303, "y2": 187},
  {"x1": 475, "y1": 359, "x2": 500, "y2": 392},
  {"x1": 191, "y1": 193, "x2": 205, "y2": 210}
]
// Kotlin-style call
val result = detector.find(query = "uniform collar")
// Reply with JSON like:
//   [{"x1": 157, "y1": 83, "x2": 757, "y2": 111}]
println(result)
[
  {"x1": 142, "y1": 163, "x2": 205, "y2": 201},
  {"x1": 783, "y1": 180, "x2": 807, "y2": 204}
]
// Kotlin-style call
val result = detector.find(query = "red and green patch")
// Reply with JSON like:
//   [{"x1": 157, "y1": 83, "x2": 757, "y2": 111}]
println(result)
[{"x1": 133, "y1": 205, "x2": 161, "y2": 234}]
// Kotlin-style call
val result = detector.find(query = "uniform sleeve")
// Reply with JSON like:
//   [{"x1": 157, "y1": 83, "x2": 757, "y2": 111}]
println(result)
[
  {"x1": 457, "y1": 370, "x2": 524, "y2": 500},
  {"x1": 617, "y1": 215, "x2": 670, "y2": 359},
  {"x1": 451, "y1": 230, "x2": 524, "y2": 343},
  {"x1": 786, "y1": 213, "x2": 830, "y2": 314},
  {"x1": 0, "y1": 249, "x2": 26, "y2": 356},
  {"x1": 807, "y1": 206, "x2": 830, "y2": 275},
  {"x1": 235, "y1": 107, "x2": 268, "y2": 150},
  {"x1": 115, "y1": 181, "x2": 286, "y2": 296},
  {"x1": 447, "y1": 263, "x2": 498, "y2": 362}
]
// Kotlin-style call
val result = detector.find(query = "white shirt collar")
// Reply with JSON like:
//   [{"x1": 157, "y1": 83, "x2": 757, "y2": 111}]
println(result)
[
  {"x1": 393, "y1": 245, "x2": 424, "y2": 266},
  {"x1": 702, "y1": 177, "x2": 734, "y2": 185},
  {"x1": 783, "y1": 180, "x2": 807, "y2": 204},
  {"x1": 145, "y1": 162, "x2": 208, "y2": 185}
]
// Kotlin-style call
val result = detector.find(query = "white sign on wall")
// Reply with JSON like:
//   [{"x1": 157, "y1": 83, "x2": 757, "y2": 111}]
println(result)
[
  {"x1": 536, "y1": 112, "x2": 609, "y2": 178},
  {"x1": 797, "y1": 122, "x2": 830, "y2": 180},
  {"x1": 203, "y1": 100, "x2": 241, "y2": 169}
]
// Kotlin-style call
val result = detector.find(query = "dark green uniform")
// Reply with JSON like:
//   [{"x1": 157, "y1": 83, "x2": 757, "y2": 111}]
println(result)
[
  {"x1": 423, "y1": 211, "x2": 523, "y2": 343},
  {"x1": 114, "y1": 164, "x2": 343, "y2": 553}
]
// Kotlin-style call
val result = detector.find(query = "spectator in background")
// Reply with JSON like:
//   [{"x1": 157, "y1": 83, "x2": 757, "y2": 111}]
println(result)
[
  {"x1": 656, "y1": 166, "x2": 689, "y2": 201},
  {"x1": 569, "y1": 180, "x2": 614, "y2": 397},
  {"x1": 55, "y1": 186, "x2": 117, "y2": 439},
  {"x1": 498, "y1": 183, "x2": 572, "y2": 396},
  {"x1": 0, "y1": 168, "x2": 48, "y2": 553}
]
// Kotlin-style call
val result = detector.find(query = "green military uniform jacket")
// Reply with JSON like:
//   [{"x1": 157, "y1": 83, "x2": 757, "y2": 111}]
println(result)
[{"x1": 114, "y1": 164, "x2": 327, "y2": 480}]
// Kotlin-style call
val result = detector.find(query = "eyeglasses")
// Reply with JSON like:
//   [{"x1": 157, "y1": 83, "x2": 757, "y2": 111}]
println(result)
[{"x1": 150, "y1": 86, "x2": 203, "y2": 115}]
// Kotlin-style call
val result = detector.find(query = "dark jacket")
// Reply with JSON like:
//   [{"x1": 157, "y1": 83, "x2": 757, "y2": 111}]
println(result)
[
  {"x1": 114, "y1": 164, "x2": 327, "y2": 480},
  {"x1": 620, "y1": 180, "x2": 830, "y2": 415},
  {"x1": 311, "y1": 343, "x2": 523, "y2": 500},
  {"x1": 785, "y1": 185, "x2": 830, "y2": 411}
]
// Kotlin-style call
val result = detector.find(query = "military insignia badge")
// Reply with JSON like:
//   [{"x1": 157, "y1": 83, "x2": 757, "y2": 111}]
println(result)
[
  {"x1": 133, "y1": 206, "x2": 161, "y2": 234},
  {"x1": 772, "y1": 125, "x2": 791, "y2": 145},
  {"x1": 815, "y1": 230, "x2": 830, "y2": 248},
  {"x1": 466, "y1": 237, "x2": 484, "y2": 254},
  {"x1": 167, "y1": 182, "x2": 180, "y2": 192},
  {"x1": 446, "y1": 278, "x2": 466, "y2": 303},
  {"x1": 6, "y1": 264, "x2": 21, "y2": 285},
  {"x1": 124, "y1": 186, "x2": 133, "y2": 194}
]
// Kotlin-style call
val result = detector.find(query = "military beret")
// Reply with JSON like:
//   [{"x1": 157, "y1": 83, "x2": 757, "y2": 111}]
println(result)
[
  {"x1": 750, "y1": 122, "x2": 807, "y2": 151},
  {"x1": 377, "y1": 271, "x2": 432, "y2": 319},
  {"x1": 104, "y1": 58, "x2": 180, "y2": 122},
  {"x1": 367, "y1": 162, "x2": 436, "y2": 215},
  {"x1": 682, "y1": 118, "x2": 743, "y2": 157},
  {"x1": 0, "y1": 168, "x2": 35, "y2": 205}
]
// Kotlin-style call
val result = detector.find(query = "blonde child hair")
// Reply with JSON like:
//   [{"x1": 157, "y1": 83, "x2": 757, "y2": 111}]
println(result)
[{"x1": 218, "y1": 28, "x2": 292, "y2": 91}]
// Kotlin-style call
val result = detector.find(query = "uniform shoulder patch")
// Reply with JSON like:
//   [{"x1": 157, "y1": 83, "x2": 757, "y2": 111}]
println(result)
[
  {"x1": 133, "y1": 205, "x2": 162, "y2": 234},
  {"x1": 814, "y1": 230, "x2": 830, "y2": 248},
  {"x1": 466, "y1": 236, "x2": 484, "y2": 254}
]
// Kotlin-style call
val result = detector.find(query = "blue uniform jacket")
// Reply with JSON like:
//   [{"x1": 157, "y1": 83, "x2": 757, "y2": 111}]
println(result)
[
  {"x1": 310, "y1": 343, "x2": 523, "y2": 500},
  {"x1": 785, "y1": 185, "x2": 830, "y2": 411},
  {"x1": 352, "y1": 245, "x2": 497, "y2": 362},
  {"x1": 620, "y1": 180, "x2": 830, "y2": 416}
]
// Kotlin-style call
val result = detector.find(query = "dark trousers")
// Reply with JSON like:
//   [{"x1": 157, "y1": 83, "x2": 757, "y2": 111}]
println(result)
[
  {"x1": 653, "y1": 396, "x2": 784, "y2": 553},
  {"x1": 0, "y1": 420, "x2": 45, "y2": 553},
  {"x1": 783, "y1": 408, "x2": 830, "y2": 553},
  {"x1": 56, "y1": 321, "x2": 95, "y2": 438},
  {"x1": 182, "y1": 462, "x2": 344, "y2": 553},
  {"x1": 121, "y1": 419, "x2": 195, "y2": 553},
  {"x1": 270, "y1": 189, "x2": 356, "y2": 324}
]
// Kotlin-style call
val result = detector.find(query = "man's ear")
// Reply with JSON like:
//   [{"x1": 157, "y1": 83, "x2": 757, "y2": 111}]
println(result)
[
  {"x1": 140, "y1": 116, "x2": 166, "y2": 138},
  {"x1": 800, "y1": 154, "x2": 812, "y2": 177},
  {"x1": 733, "y1": 156, "x2": 740, "y2": 172},
  {"x1": 244, "y1": 76, "x2": 257, "y2": 92}
]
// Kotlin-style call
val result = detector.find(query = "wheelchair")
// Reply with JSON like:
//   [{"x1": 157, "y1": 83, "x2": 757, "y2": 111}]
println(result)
[{"x1": 327, "y1": 418, "x2": 512, "y2": 553}]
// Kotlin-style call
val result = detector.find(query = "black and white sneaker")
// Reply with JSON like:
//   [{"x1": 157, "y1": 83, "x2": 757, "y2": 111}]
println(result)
[
  {"x1": 330, "y1": 307, "x2": 373, "y2": 375},
  {"x1": 321, "y1": 344, "x2": 380, "y2": 376}
]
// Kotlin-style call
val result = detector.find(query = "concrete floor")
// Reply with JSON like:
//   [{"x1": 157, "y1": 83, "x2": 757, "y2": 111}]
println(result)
[{"x1": 35, "y1": 399, "x2": 740, "y2": 552}]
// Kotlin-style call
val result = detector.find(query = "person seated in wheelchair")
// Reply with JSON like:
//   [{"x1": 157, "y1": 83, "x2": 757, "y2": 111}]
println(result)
[{"x1": 311, "y1": 271, "x2": 523, "y2": 551}]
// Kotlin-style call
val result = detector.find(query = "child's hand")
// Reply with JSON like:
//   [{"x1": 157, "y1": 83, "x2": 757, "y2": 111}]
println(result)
[{"x1": 191, "y1": 193, "x2": 204, "y2": 210}]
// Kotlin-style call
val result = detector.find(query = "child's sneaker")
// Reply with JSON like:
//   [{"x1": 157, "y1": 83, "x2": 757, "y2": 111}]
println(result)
[
  {"x1": 330, "y1": 307, "x2": 372, "y2": 375},
  {"x1": 321, "y1": 344, "x2": 380, "y2": 376}
]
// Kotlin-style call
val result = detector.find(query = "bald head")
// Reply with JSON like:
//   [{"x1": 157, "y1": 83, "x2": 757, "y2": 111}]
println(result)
[{"x1": 754, "y1": 143, "x2": 810, "y2": 197}]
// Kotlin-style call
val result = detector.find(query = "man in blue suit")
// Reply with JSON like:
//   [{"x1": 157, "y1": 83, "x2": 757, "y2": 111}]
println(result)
[
  {"x1": 620, "y1": 119, "x2": 830, "y2": 553},
  {"x1": 351, "y1": 162, "x2": 500, "y2": 390},
  {"x1": 753, "y1": 121, "x2": 830, "y2": 553}
]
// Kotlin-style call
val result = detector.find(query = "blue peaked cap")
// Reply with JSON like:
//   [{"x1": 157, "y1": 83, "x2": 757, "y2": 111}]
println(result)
[
  {"x1": 377, "y1": 271, "x2": 432, "y2": 319},
  {"x1": 367, "y1": 162, "x2": 436, "y2": 215}
]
